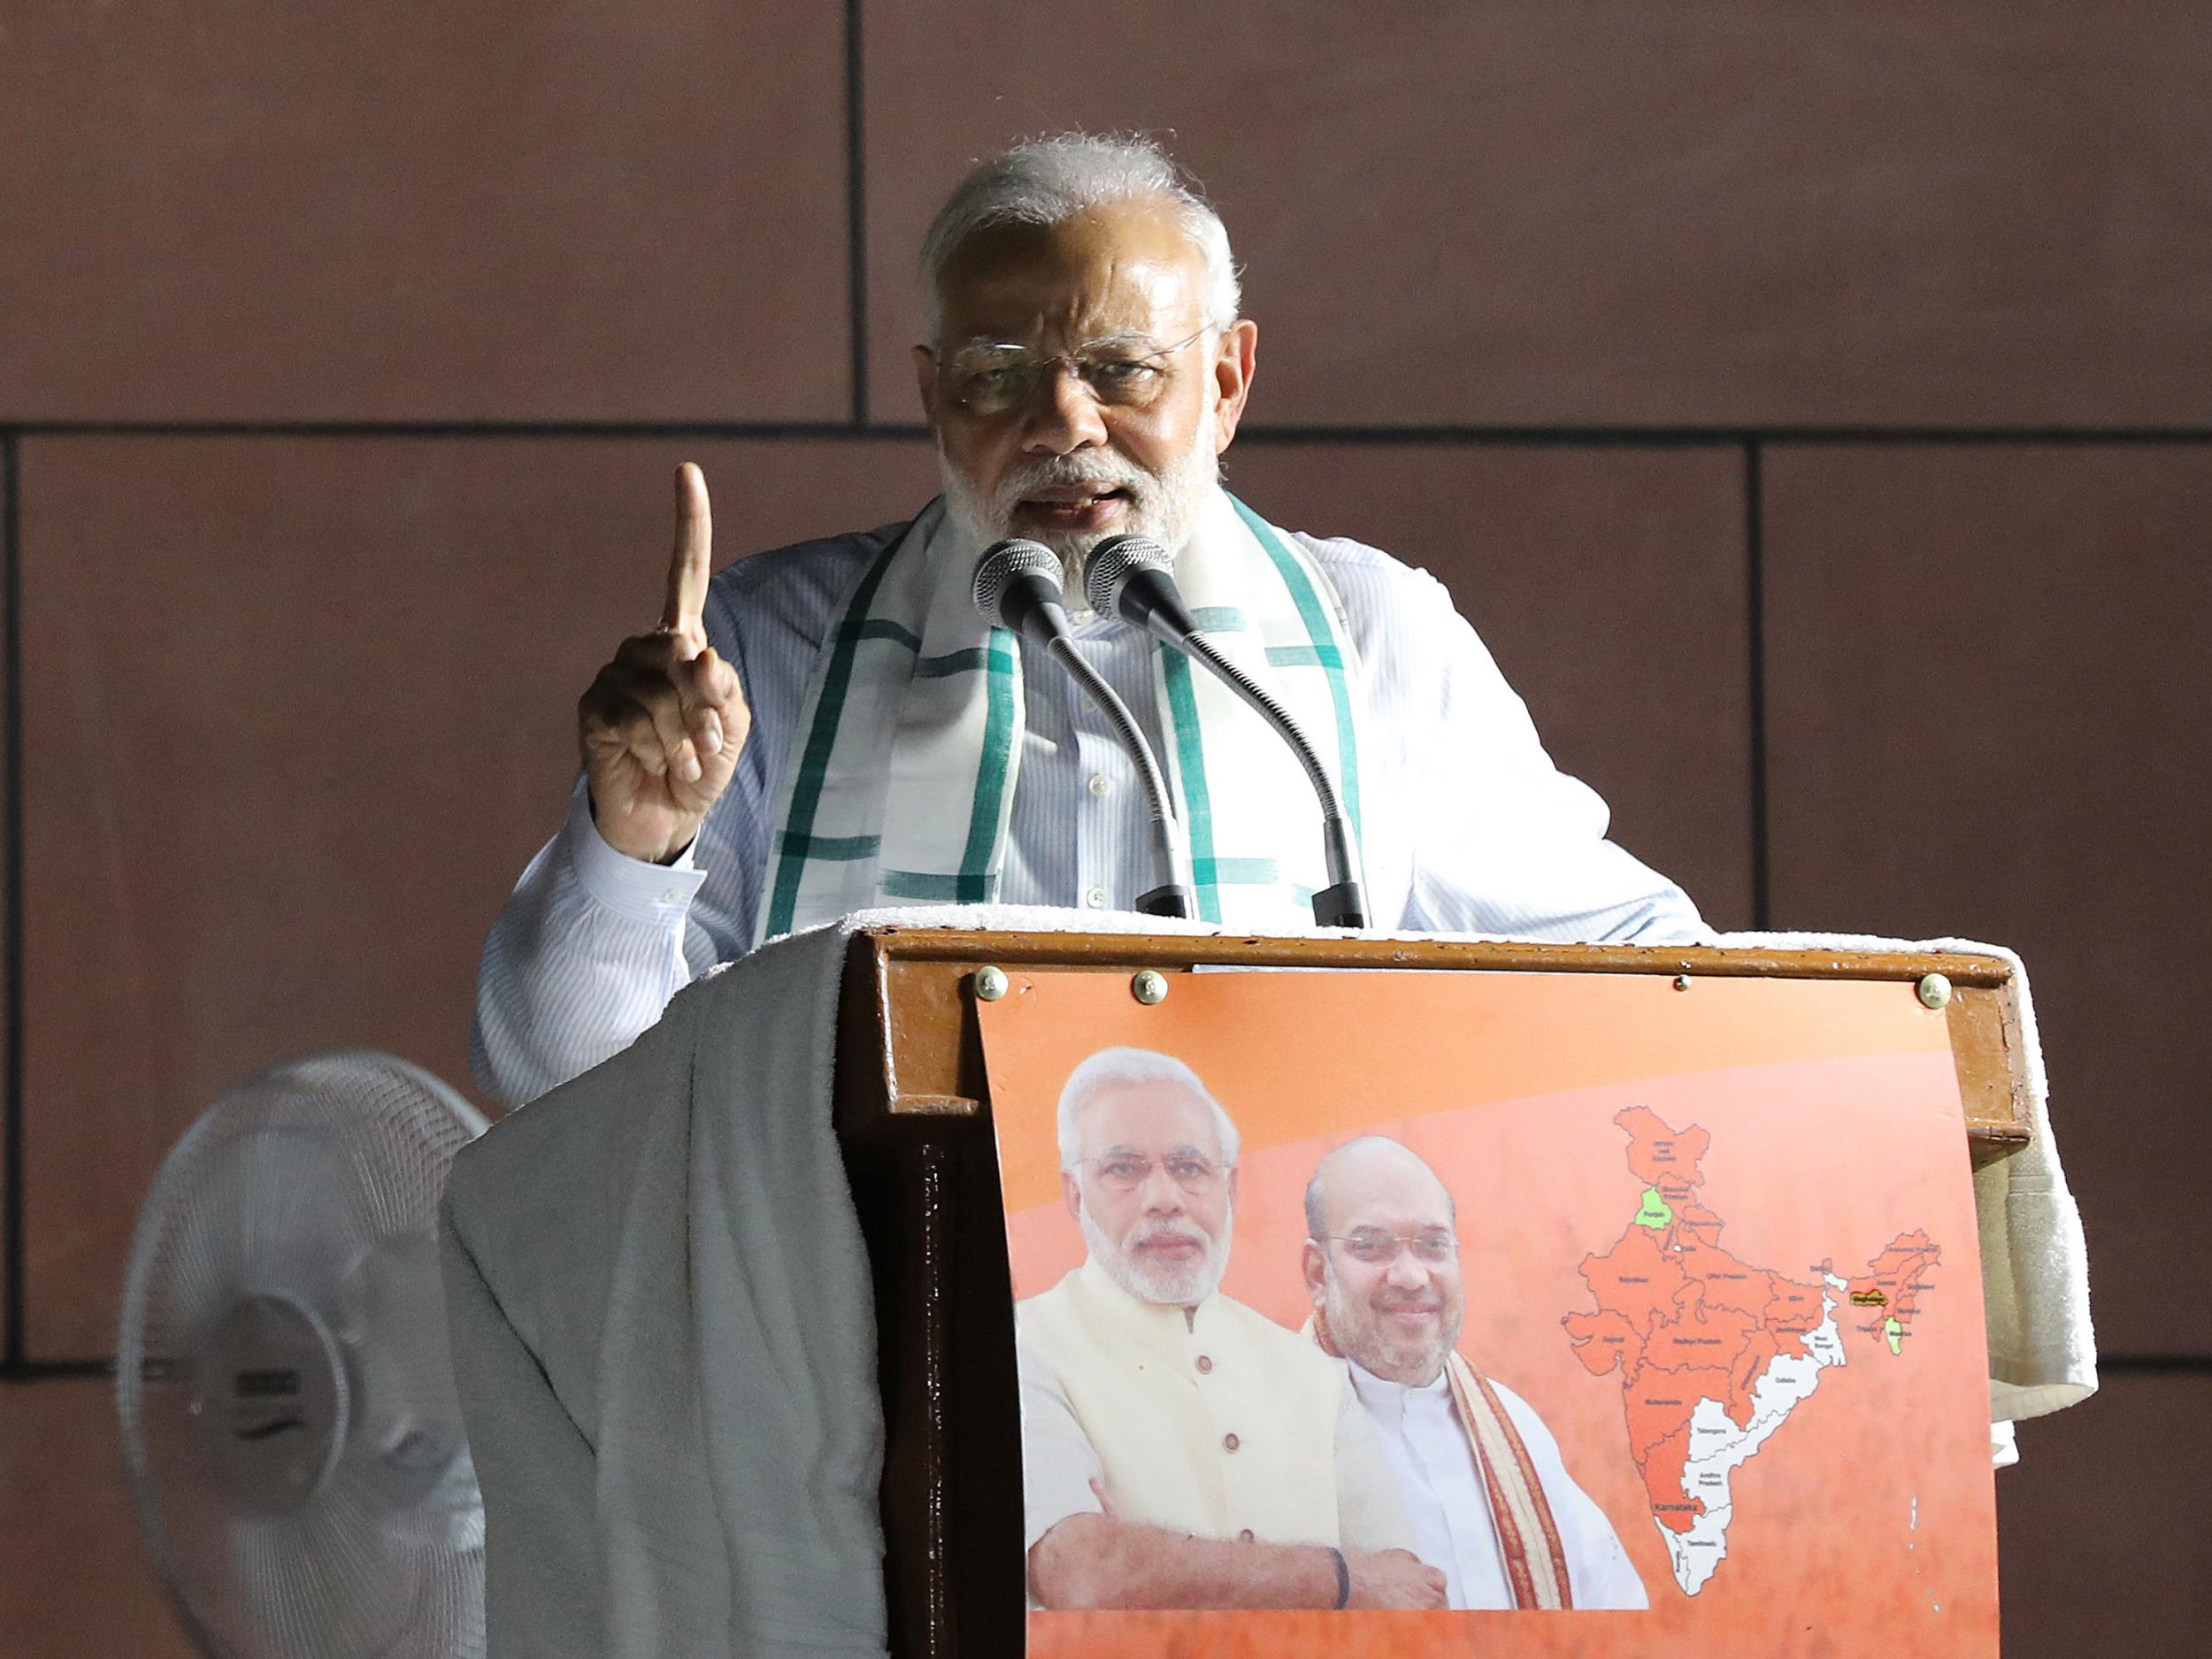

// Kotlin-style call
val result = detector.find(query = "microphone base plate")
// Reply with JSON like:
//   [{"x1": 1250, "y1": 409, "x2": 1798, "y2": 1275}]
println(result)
[
  {"x1": 1310, "y1": 881, "x2": 1368, "y2": 930},
  {"x1": 1136, "y1": 885, "x2": 1195, "y2": 920}
]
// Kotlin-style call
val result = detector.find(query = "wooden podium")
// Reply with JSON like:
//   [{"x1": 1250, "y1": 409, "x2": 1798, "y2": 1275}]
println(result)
[{"x1": 829, "y1": 926, "x2": 2032, "y2": 1657}]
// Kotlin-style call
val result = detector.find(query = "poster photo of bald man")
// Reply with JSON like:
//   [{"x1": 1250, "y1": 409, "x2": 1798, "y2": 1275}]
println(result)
[{"x1": 976, "y1": 964, "x2": 1997, "y2": 1659}]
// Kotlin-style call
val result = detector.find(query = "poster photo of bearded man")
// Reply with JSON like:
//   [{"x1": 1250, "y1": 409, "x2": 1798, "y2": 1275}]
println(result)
[{"x1": 1011, "y1": 1043, "x2": 1641, "y2": 1613}]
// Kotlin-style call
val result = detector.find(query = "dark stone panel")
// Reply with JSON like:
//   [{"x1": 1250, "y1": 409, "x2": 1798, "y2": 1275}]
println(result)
[
  {"x1": 864, "y1": 4, "x2": 2212, "y2": 427},
  {"x1": 16, "y1": 434, "x2": 936, "y2": 1356},
  {"x1": 1763, "y1": 444, "x2": 2212, "y2": 1355},
  {"x1": 0, "y1": 1379, "x2": 198, "y2": 1657},
  {"x1": 1227, "y1": 443, "x2": 1753, "y2": 928},
  {"x1": 0, "y1": 4, "x2": 849, "y2": 421},
  {"x1": 1998, "y1": 1375, "x2": 2211, "y2": 1655}
]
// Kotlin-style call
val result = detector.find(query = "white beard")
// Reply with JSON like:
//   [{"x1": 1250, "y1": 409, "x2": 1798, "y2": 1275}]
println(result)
[
  {"x1": 938, "y1": 417, "x2": 1221, "y2": 599},
  {"x1": 1079, "y1": 1200, "x2": 1233, "y2": 1308}
]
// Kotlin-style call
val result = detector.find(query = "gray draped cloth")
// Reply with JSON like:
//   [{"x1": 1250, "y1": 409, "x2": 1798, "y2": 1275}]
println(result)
[{"x1": 438, "y1": 920, "x2": 888, "y2": 1657}]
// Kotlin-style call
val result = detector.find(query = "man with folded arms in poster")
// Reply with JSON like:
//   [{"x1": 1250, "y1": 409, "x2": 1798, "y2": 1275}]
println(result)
[
  {"x1": 1018, "y1": 1047, "x2": 1446, "y2": 1609},
  {"x1": 1302, "y1": 1136, "x2": 1648, "y2": 1609}
]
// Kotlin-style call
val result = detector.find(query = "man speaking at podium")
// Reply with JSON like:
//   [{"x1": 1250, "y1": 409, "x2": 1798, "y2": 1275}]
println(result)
[{"x1": 470, "y1": 132, "x2": 1704, "y2": 1109}]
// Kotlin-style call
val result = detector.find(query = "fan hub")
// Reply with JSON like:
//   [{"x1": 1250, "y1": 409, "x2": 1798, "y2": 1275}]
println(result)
[{"x1": 196, "y1": 1291, "x2": 349, "y2": 1517}]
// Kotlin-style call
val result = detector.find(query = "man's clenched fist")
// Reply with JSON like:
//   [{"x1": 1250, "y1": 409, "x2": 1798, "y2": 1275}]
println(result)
[{"x1": 578, "y1": 463, "x2": 751, "y2": 864}]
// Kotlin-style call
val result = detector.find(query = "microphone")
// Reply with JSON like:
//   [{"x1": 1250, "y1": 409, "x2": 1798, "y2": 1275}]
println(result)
[
  {"x1": 971, "y1": 540, "x2": 1194, "y2": 918},
  {"x1": 1084, "y1": 534, "x2": 1368, "y2": 929},
  {"x1": 972, "y1": 537, "x2": 1071, "y2": 646}
]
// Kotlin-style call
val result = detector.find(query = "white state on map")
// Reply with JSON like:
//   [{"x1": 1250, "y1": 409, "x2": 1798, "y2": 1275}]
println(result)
[{"x1": 1659, "y1": 1274, "x2": 1851, "y2": 1596}]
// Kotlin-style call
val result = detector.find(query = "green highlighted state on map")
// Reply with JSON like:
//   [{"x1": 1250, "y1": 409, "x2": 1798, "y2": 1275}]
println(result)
[
  {"x1": 1885, "y1": 1317, "x2": 1905, "y2": 1355},
  {"x1": 1634, "y1": 1187, "x2": 1675, "y2": 1229}
]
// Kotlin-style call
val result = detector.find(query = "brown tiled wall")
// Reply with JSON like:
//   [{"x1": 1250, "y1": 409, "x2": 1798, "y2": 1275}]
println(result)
[{"x1": 4, "y1": 6, "x2": 2202, "y2": 1655}]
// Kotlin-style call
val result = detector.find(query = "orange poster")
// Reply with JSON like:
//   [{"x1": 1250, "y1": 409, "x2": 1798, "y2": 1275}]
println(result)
[{"x1": 977, "y1": 967, "x2": 1997, "y2": 1658}]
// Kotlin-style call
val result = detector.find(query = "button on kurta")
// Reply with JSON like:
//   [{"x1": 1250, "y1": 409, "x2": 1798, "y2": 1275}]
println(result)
[
  {"x1": 1195, "y1": 1355, "x2": 1213, "y2": 1374},
  {"x1": 1239, "y1": 1529, "x2": 1255, "y2": 1543},
  {"x1": 1087, "y1": 772, "x2": 1112, "y2": 797},
  {"x1": 1085, "y1": 887, "x2": 1108, "y2": 908},
  {"x1": 1223, "y1": 1432, "x2": 1240, "y2": 1452}
]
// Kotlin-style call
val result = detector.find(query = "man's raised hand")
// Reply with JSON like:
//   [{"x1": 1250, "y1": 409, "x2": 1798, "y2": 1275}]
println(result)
[{"x1": 578, "y1": 463, "x2": 751, "y2": 864}]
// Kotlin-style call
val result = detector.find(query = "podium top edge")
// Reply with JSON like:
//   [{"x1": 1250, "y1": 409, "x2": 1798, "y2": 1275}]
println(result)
[{"x1": 846, "y1": 927, "x2": 2015, "y2": 988}]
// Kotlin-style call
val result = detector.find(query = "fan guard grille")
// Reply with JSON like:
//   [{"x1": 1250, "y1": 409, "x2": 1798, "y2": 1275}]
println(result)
[{"x1": 117, "y1": 1051, "x2": 488, "y2": 1659}]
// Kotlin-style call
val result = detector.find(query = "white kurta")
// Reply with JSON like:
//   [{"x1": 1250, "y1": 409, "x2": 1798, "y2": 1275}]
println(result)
[
  {"x1": 1348, "y1": 1359, "x2": 1648, "y2": 1610},
  {"x1": 471, "y1": 511, "x2": 1707, "y2": 1110}
]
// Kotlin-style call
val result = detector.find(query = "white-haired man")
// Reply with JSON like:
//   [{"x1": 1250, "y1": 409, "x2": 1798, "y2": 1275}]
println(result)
[
  {"x1": 1017, "y1": 1047, "x2": 1444, "y2": 1609},
  {"x1": 472, "y1": 133, "x2": 1707, "y2": 1108},
  {"x1": 1302, "y1": 1137, "x2": 1647, "y2": 1609}
]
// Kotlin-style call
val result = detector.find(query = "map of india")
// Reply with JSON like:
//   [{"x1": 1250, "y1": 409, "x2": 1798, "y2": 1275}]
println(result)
[{"x1": 1563, "y1": 1106, "x2": 1940, "y2": 1595}]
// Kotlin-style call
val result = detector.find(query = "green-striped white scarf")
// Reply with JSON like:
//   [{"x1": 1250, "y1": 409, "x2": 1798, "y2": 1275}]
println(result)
[{"x1": 756, "y1": 486, "x2": 1366, "y2": 944}]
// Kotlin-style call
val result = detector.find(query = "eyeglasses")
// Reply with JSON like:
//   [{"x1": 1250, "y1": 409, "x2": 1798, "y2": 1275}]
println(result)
[
  {"x1": 1079, "y1": 1151, "x2": 1226, "y2": 1194},
  {"x1": 1318, "y1": 1229, "x2": 1457, "y2": 1266},
  {"x1": 937, "y1": 325, "x2": 1213, "y2": 417}
]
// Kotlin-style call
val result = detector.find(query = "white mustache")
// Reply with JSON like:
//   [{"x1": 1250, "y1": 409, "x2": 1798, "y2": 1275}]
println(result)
[
  {"x1": 1127, "y1": 1219, "x2": 1209, "y2": 1250},
  {"x1": 995, "y1": 453, "x2": 1151, "y2": 507}
]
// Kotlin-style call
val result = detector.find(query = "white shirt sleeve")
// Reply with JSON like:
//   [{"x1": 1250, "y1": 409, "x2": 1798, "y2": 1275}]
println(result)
[
  {"x1": 1386, "y1": 565, "x2": 1709, "y2": 946},
  {"x1": 1333, "y1": 1374, "x2": 1419, "y2": 1555},
  {"x1": 1017, "y1": 1337, "x2": 1107, "y2": 1555},
  {"x1": 469, "y1": 776, "x2": 711, "y2": 1107}
]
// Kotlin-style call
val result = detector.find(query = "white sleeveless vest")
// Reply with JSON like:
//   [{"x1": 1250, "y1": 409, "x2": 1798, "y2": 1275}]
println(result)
[{"x1": 1017, "y1": 1263, "x2": 1347, "y2": 1545}]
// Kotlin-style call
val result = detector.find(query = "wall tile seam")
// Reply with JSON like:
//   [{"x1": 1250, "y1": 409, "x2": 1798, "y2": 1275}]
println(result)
[
  {"x1": 5, "y1": 1353, "x2": 2206, "y2": 1383},
  {"x1": 4, "y1": 423, "x2": 2211, "y2": 443},
  {"x1": 2, "y1": 429, "x2": 21, "y2": 1377}
]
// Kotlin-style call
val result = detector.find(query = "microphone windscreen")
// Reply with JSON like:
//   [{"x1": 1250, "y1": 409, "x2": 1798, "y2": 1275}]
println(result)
[
  {"x1": 1081, "y1": 533, "x2": 1173, "y2": 617},
  {"x1": 972, "y1": 538, "x2": 1064, "y2": 625}
]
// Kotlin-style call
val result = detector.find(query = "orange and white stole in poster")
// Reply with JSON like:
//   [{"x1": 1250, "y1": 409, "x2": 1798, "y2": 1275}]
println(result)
[{"x1": 1307, "y1": 1312, "x2": 1576, "y2": 1609}]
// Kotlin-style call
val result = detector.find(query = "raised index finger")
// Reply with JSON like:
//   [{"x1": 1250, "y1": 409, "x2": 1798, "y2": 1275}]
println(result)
[{"x1": 661, "y1": 461, "x2": 714, "y2": 634}]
